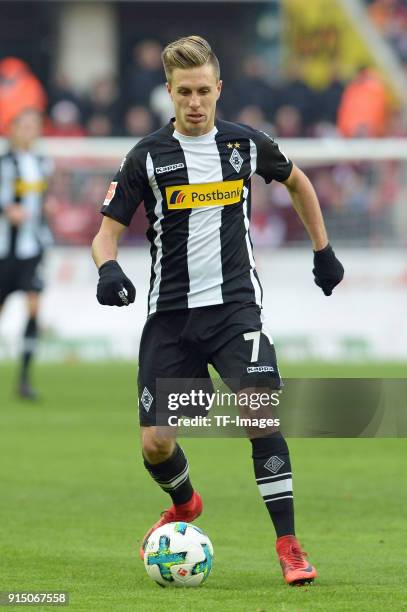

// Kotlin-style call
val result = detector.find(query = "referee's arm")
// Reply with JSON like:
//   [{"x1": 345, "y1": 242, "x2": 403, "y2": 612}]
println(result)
[{"x1": 283, "y1": 164, "x2": 328, "y2": 251}]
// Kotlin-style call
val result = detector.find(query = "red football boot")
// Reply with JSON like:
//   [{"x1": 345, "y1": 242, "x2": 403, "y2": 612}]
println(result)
[
  {"x1": 140, "y1": 491, "x2": 203, "y2": 560},
  {"x1": 276, "y1": 535, "x2": 317, "y2": 585}
]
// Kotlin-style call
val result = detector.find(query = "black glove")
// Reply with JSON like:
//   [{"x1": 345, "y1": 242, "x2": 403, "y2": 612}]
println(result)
[
  {"x1": 96, "y1": 260, "x2": 136, "y2": 306},
  {"x1": 312, "y1": 244, "x2": 344, "y2": 296}
]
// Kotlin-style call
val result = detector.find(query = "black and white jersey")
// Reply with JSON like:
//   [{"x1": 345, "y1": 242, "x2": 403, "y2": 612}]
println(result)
[
  {"x1": 101, "y1": 118, "x2": 292, "y2": 314},
  {"x1": 0, "y1": 149, "x2": 53, "y2": 260}
]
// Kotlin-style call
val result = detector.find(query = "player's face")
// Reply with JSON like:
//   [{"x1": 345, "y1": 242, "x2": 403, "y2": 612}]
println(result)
[
  {"x1": 10, "y1": 110, "x2": 43, "y2": 150},
  {"x1": 167, "y1": 64, "x2": 222, "y2": 136}
]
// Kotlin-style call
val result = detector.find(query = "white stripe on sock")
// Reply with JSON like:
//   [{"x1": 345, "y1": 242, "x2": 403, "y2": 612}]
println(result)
[
  {"x1": 157, "y1": 463, "x2": 189, "y2": 490},
  {"x1": 263, "y1": 495, "x2": 293, "y2": 503},
  {"x1": 162, "y1": 472, "x2": 190, "y2": 492},
  {"x1": 256, "y1": 472, "x2": 292, "y2": 482},
  {"x1": 258, "y1": 478, "x2": 293, "y2": 498}
]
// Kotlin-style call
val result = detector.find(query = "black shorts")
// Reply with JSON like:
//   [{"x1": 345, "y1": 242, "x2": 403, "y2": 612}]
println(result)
[
  {"x1": 0, "y1": 255, "x2": 44, "y2": 305},
  {"x1": 138, "y1": 302, "x2": 281, "y2": 426}
]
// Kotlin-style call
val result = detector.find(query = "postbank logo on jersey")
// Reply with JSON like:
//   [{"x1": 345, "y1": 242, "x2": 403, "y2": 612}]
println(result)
[{"x1": 165, "y1": 180, "x2": 243, "y2": 209}]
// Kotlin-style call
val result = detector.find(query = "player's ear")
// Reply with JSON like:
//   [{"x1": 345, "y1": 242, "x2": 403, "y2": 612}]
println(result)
[
  {"x1": 166, "y1": 82, "x2": 173, "y2": 99},
  {"x1": 216, "y1": 79, "x2": 222, "y2": 100}
]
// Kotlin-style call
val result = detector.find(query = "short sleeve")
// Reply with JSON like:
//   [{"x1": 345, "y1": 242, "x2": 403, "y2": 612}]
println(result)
[
  {"x1": 252, "y1": 130, "x2": 293, "y2": 184},
  {"x1": 101, "y1": 145, "x2": 148, "y2": 226}
]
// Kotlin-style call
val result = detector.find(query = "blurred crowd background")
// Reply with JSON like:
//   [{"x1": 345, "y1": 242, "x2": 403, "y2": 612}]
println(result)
[{"x1": 1, "y1": 0, "x2": 407, "y2": 247}]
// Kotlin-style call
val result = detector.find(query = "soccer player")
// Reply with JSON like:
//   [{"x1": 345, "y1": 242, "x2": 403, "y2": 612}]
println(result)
[
  {"x1": 0, "y1": 109, "x2": 53, "y2": 399},
  {"x1": 92, "y1": 36, "x2": 344, "y2": 585}
]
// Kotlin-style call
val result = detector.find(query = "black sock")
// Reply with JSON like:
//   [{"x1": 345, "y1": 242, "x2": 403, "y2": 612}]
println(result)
[
  {"x1": 143, "y1": 444, "x2": 194, "y2": 505},
  {"x1": 251, "y1": 433, "x2": 295, "y2": 537},
  {"x1": 20, "y1": 317, "x2": 38, "y2": 383}
]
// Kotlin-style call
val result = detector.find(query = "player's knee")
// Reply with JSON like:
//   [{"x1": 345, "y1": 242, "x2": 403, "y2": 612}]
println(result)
[{"x1": 142, "y1": 429, "x2": 174, "y2": 464}]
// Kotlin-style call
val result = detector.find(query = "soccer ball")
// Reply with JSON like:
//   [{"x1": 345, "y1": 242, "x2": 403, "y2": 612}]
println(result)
[{"x1": 143, "y1": 521, "x2": 214, "y2": 587}]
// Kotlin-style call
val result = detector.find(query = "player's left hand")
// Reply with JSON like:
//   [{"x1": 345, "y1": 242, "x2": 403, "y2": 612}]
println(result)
[{"x1": 312, "y1": 243, "x2": 344, "y2": 296}]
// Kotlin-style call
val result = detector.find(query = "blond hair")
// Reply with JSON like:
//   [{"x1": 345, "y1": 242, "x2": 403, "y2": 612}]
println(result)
[{"x1": 162, "y1": 35, "x2": 220, "y2": 82}]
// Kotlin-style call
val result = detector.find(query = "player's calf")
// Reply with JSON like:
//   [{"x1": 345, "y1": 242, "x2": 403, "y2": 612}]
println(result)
[
  {"x1": 18, "y1": 314, "x2": 39, "y2": 400},
  {"x1": 141, "y1": 426, "x2": 175, "y2": 464},
  {"x1": 142, "y1": 440, "x2": 194, "y2": 506},
  {"x1": 251, "y1": 432, "x2": 295, "y2": 537},
  {"x1": 140, "y1": 436, "x2": 202, "y2": 560}
]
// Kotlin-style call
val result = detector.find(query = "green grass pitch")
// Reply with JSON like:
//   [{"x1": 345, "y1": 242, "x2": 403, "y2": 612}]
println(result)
[{"x1": 0, "y1": 361, "x2": 406, "y2": 611}]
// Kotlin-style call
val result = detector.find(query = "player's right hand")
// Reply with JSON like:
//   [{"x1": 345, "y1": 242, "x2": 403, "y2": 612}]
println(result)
[
  {"x1": 312, "y1": 243, "x2": 344, "y2": 296},
  {"x1": 96, "y1": 260, "x2": 136, "y2": 306},
  {"x1": 5, "y1": 204, "x2": 28, "y2": 226}
]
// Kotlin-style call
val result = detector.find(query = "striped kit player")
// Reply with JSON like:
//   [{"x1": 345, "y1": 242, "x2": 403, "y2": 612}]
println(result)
[
  {"x1": 93, "y1": 35, "x2": 344, "y2": 586},
  {"x1": 0, "y1": 109, "x2": 53, "y2": 399},
  {"x1": 101, "y1": 118, "x2": 292, "y2": 314}
]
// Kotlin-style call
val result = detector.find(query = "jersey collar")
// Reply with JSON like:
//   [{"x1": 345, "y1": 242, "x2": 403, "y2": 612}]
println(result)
[{"x1": 170, "y1": 118, "x2": 218, "y2": 143}]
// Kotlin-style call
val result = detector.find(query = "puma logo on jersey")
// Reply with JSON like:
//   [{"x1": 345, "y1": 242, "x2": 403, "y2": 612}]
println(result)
[
  {"x1": 156, "y1": 162, "x2": 185, "y2": 174},
  {"x1": 166, "y1": 180, "x2": 243, "y2": 209}
]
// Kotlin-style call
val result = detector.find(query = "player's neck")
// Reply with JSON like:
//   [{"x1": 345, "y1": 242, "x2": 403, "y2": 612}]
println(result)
[
  {"x1": 173, "y1": 119, "x2": 216, "y2": 138},
  {"x1": 10, "y1": 141, "x2": 32, "y2": 153}
]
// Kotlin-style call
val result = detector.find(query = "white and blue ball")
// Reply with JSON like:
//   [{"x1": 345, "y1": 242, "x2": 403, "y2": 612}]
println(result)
[{"x1": 144, "y1": 521, "x2": 214, "y2": 587}]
